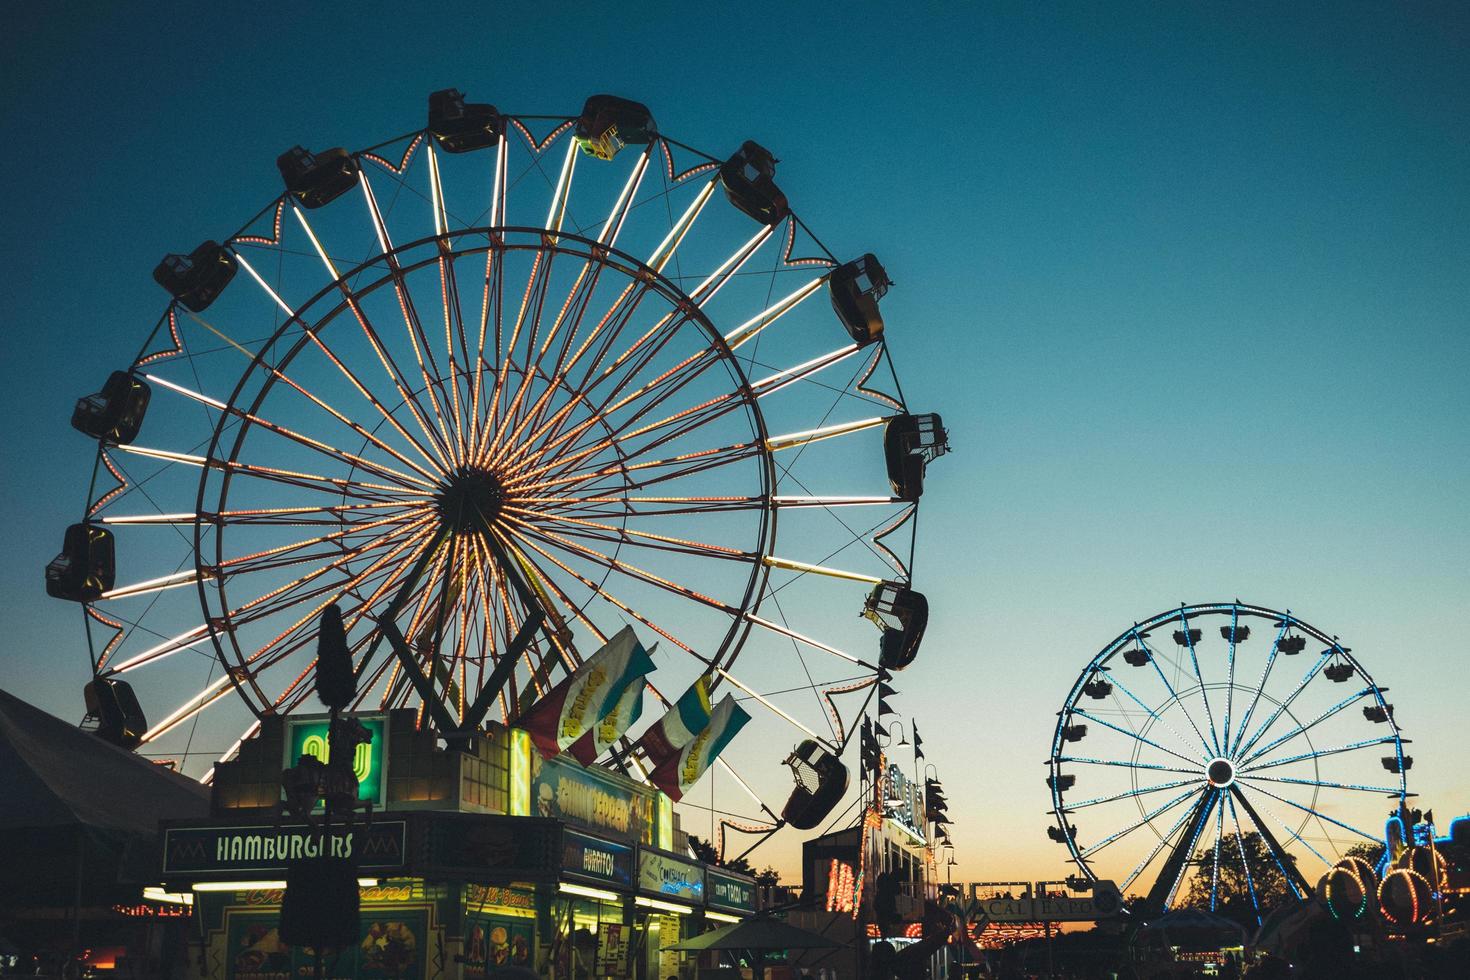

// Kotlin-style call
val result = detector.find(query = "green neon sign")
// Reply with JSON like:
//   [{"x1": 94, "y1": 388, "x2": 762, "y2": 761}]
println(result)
[{"x1": 284, "y1": 714, "x2": 386, "y2": 807}]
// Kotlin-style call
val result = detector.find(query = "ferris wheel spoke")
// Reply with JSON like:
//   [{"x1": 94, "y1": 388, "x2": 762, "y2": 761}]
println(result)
[
  {"x1": 1120, "y1": 794, "x2": 1210, "y2": 892},
  {"x1": 143, "y1": 372, "x2": 438, "y2": 491},
  {"x1": 1090, "y1": 668, "x2": 1210, "y2": 763},
  {"x1": 223, "y1": 518, "x2": 437, "y2": 633},
  {"x1": 1064, "y1": 776, "x2": 1205, "y2": 811},
  {"x1": 99, "y1": 624, "x2": 212, "y2": 677},
  {"x1": 241, "y1": 214, "x2": 456, "y2": 473},
  {"x1": 1225, "y1": 792, "x2": 1264, "y2": 924},
  {"x1": 1135, "y1": 633, "x2": 1217, "y2": 758},
  {"x1": 1236, "y1": 773, "x2": 1407, "y2": 795},
  {"x1": 211, "y1": 501, "x2": 426, "y2": 525},
  {"x1": 1077, "y1": 786, "x2": 1204, "y2": 860},
  {"x1": 1233, "y1": 647, "x2": 1336, "y2": 761},
  {"x1": 1209, "y1": 791, "x2": 1227, "y2": 910},
  {"x1": 358, "y1": 174, "x2": 462, "y2": 465},
  {"x1": 646, "y1": 173, "x2": 721, "y2": 274},
  {"x1": 224, "y1": 459, "x2": 434, "y2": 503},
  {"x1": 1236, "y1": 781, "x2": 1384, "y2": 843},
  {"x1": 140, "y1": 674, "x2": 234, "y2": 743},
  {"x1": 1222, "y1": 606, "x2": 1240, "y2": 760},
  {"x1": 1225, "y1": 787, "x2": 1313, "y2": 896},
  {"x1": 1055, "y1": 756, "x2": 1206, "y2": 777},
  {"x1": 1162, "y1": 791, "x2": 1220, "y2": 910},
  {"x1": 527, "y1": 494, "x2": 768, "y2": 519},
  {"x1": 504, "y1": 508, "x2": 755, "y2": 562},
  {"x1": 1226, "y1": 619, "x2": 1291, "y2": 757},
  {"x1": 1067, "y1": 708, "x2": 1207, "y2": 770},
  {"x1": 743, "y1": 613, "x2": 871, "y2": 669},
  {"x1": 1175, "y1": 609, "x2": 1223, "y2": 756},
  {"x1": 504, "y1": 518, "x2": 740, "y2": 613},
  {"x1": 1238, "y1": 735, "x2": 1398, "y2": 774},
  {"x1": 101, "y1": 568, "x2": 211, "y2": 601},
  {"x1": 1236, "y1": 686, "x2": 1375, "y2": 769},
  {"x1": 215, "y1": 515, "x2": 429, "y2": 578},
  {"x1": 502, "y1": 528, "x2": 695, "y2": 655},
  {"x1": 307, "y1": 294, "x2": 452, "y2": 475},
  {"x1": 723, "y1": 275, "x2": 831, "y2": 352}
]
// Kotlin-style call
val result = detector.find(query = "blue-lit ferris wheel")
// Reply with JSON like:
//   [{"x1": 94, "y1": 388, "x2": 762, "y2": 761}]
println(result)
[{"x1": 1047, "y1": 601, "x2": 1410, "y2": 923}]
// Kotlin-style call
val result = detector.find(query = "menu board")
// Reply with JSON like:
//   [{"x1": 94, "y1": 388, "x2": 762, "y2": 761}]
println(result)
[{"x1": 463, "y1": 914, "x2": 535, "y2": 977}]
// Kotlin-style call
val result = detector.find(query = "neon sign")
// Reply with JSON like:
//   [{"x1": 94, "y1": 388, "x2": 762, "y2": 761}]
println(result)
[{"x1": 283, "y1": 714, "x2": 386, "y2": 807}]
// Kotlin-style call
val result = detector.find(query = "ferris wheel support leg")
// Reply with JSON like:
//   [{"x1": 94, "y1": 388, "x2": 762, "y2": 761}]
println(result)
[
  {"x1": 377, "y1": 617, "x2": 460, "y2": 735},
  {"x1": 353, "y1": 527, "x2": 451, "y2": 683},
  {"x1": 1142, "y1": 792, "x2": 1215, "y2": 917},
  {"x1": 1227, "y1": 785, "x2": 1314, "y2": 898}
]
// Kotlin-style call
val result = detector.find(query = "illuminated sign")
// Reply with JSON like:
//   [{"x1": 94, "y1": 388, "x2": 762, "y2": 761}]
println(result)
[
  {"x1": 636, "y1": 849, "x2": 704, "y2": 904},
  {"x1": 530, "y1": 753, "x2": 654, "y2": 844},
  {"x1": 162, "y1": 820, "x2": 408, "y2": 878},
  {"x1": 707, "y1": 868, "x2": 756, "y2": 913},
  {"x1": 825, "y1": 859, "x2": 856, "y2": 913},
  {"x1": 563, "y1": 830, "x2": 633, "y2": 887},
  {"x1": 283, "y1": 713, "x2": 387, "y2": 808},
  {"x1": 883, "y1": 763, "x2": 926, "y2": 842}
]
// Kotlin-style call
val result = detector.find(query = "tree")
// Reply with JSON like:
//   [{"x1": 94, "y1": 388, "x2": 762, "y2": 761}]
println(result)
[
  {"x1": 1342, "y1": 840, "x2": 1384, "y2": 868},
  {"x1": 685, "y1": 835, "x2": 755, "y2": 875},
  {"x1": 755, "y1": 866, "x2": 781, "y2": 887},
  {"x1": 1181, "y1": 831, "x2": 1299, "y2": 926}
]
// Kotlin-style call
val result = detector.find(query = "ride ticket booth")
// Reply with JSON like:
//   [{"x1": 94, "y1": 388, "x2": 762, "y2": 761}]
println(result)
[{"x1": 159, "y1": 710, "x2": 752, "y2": 979}]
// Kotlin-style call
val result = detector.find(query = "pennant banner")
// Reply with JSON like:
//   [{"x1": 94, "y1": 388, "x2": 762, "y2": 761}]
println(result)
[
  {"x1": 519, "y1": 627, "x2": 655, "y2": 760},
  {"x1": 648, "y1": 695, "x2": 750, "y2": 801},
  {"x1": 635, "y1": 674, "x2": 713, "y2": 767}
]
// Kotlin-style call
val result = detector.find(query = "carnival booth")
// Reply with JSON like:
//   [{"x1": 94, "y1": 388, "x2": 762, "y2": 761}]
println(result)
[{"x1": 161, "y1": 710, "x2": 755, "y2": 979}]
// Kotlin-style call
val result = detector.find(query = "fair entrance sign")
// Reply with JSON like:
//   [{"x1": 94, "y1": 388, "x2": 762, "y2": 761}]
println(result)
[{"x1": 948, "y1": 880, "x2": 1123, "y2": 925}]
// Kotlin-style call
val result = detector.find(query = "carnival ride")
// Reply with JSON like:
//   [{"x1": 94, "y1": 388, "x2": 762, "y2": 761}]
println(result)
[
  {"x1": 47, "y1": 91, "x2": 947, "y2": 841},
  {"x1": 1046, "y1": 601, "x2": 1410, "y2": 923}
]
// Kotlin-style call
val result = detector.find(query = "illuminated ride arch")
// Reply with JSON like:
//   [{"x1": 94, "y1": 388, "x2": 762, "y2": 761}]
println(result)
[
  {"x1": 1046, "y1": 601, "x2": 1409, "y2": 924},
  {"x1": 48, "y1": 91, "x2": 948, "y2": 835}
]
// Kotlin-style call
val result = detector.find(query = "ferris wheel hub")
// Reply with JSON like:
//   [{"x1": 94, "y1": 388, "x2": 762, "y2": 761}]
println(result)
[
  {"x1": 1206, "y1": 757, "x2": 1235, "y2": 788},
  {"x1": 434, "y1": 466, "x2": 506, "y2": 536}
]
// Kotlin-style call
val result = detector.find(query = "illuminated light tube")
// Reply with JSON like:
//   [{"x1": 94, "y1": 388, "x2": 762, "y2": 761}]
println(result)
[
  {"x1": 142, "y1": 887, "x2": 193, "y2": 906},
  {"x1": 705, "y1": 910, "x2": 741, "y2": 924},
  {"x1": 765, "y1": 417, "x2": 885, "y2": 452},
  {"x1": 761, "y1": 555, "x2": 883, "y2": 584},
  {"x1": 635, "y1": 896, "x2": 694, "y2": 915},
  {"x1": 191, "y1": 879, "x2": 378, "y2": 893},
  {"x1": 560, "y1": 883, "x2": 621, "y2": 902}
]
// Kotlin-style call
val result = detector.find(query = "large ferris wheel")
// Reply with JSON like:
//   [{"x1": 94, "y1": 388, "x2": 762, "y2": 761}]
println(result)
[
  {"x1": 46, "y1": 92, "x2": 947, "y2": 827},
  {"x1": 1046, "y1": 601, "x2": 1410, "y2": 922}
]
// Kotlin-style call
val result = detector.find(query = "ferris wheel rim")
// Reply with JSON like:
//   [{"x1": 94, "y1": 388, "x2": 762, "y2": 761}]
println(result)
[{"x1": 181, "y1": 226, "x2": 782, "y2": 718}]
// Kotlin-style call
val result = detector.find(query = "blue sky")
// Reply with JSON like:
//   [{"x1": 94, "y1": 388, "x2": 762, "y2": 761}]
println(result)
[{"x1": 2, "y1": 2, "x2": 1466, "y2": 882}]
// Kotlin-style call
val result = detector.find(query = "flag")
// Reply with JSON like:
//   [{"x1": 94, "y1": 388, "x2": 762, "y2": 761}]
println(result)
[
  {"x1": 648, "y1": 695, "x2": 750, "y2": 801},
  {"x1": 912, "y1": 722, "x2": 924, "y2": 761},
  {"x1": 519, "y1": 626, "x2": 655, "y2": 760},
  {"x1": 635, "y1": 674, "x2": 713, "y2": 767},
  {"x1": 566, "y1": 650, "x2": 656, "y2": 766}
]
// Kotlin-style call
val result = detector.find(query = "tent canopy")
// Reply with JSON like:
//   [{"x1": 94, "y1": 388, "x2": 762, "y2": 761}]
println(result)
[
  {"x1": 664, "y1": 915, "x2": 841, "y2": 951},
  {"x1": 0, "y1": 687, "x2": 208, "y2": 838}
]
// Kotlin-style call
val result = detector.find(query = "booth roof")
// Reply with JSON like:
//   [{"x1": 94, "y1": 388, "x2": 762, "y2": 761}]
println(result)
[{"x1": 0, "y1": 687, "x2": 208, "y2": 838}]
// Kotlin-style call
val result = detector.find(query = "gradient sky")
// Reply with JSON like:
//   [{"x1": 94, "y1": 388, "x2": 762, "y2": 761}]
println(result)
[{"x1": 2, "y1": 2, "x2": 1467, "y2": 884}]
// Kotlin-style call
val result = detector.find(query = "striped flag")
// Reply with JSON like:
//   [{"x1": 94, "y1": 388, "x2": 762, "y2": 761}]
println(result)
[
  {"x1": 635, "y1": 674, "x2": 713, "y2": 767},
  {"x1": 647, "y1": 695, "x2": 750, "y2": 801},
  {"x1": 519, "y1": 627, "x2": 655, "y2": 760},
  {"x1": 566, "y1": 643, "x2": 657, "y2": 765}
]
